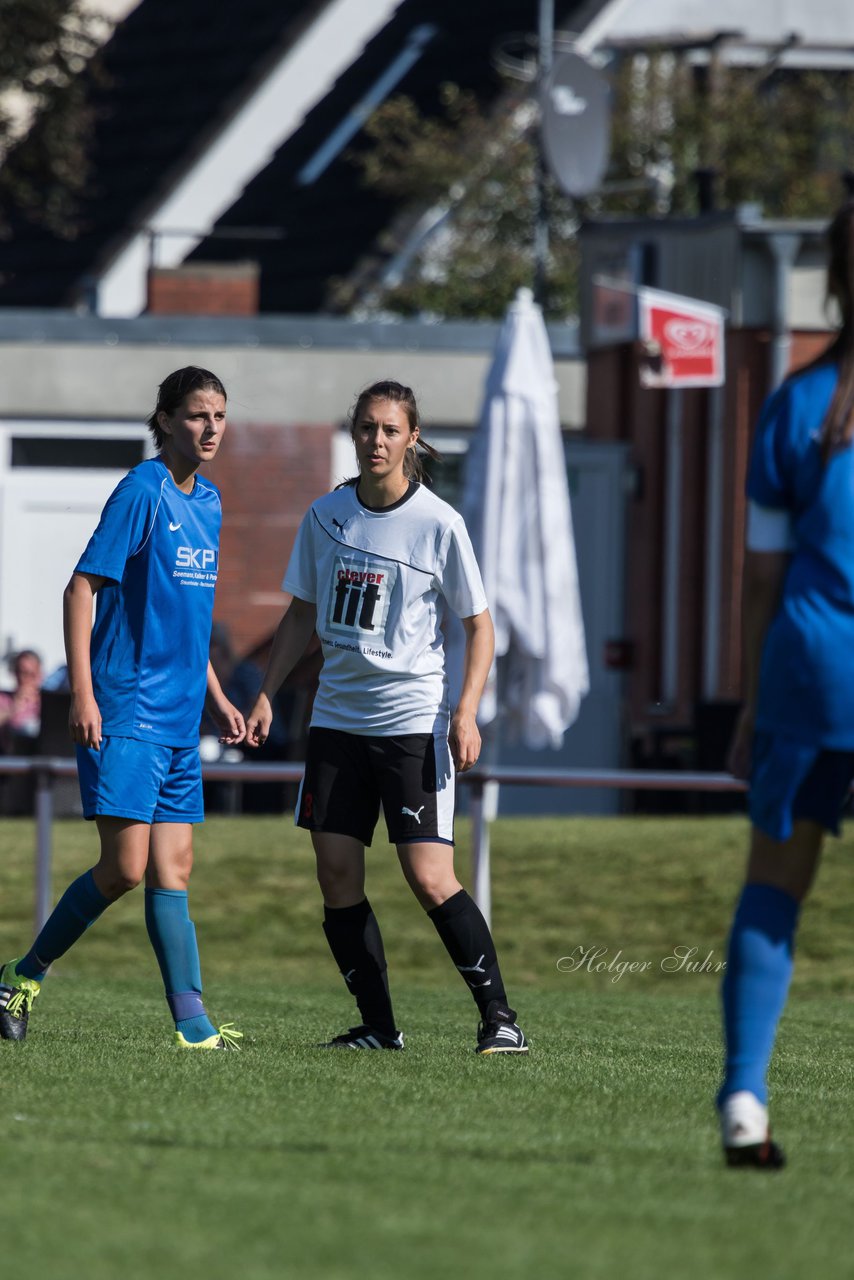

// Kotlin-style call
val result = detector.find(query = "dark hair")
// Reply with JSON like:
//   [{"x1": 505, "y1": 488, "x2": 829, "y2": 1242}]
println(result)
[
  {"x1": 819, "y1": 200, "x2": 854, "y2": 461},
  {"x1": 13, "y1": 649, "x2": 41, "y2": 672},
  {"x1": 339, "y1": 380, "x2": 442, "y2": 488},
  {"x1": 146, "y1": 367, "x2": 227, "y2": 450}
]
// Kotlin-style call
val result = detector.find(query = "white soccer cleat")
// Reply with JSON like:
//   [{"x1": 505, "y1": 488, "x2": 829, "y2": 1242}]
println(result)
[{"x1": 720, "y1": 1090, "x2": 785, "y2": 1169}]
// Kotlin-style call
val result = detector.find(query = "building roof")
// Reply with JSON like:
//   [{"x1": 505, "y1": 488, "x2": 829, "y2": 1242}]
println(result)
[
  {"x1": 0, "y1": 0, "x2": 589, "y2": 314},
  {"x1": 4, "y1": 0, "x2": 840, "y2": 315}
]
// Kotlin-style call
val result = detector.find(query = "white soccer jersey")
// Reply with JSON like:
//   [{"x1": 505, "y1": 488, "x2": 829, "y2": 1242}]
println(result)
[{"x1": 283, "y1": 482, "x2": 488, "y2": 735}]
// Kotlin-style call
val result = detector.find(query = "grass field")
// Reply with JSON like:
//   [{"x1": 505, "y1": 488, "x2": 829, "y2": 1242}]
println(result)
[{"x1": 1, "y1": 814, "x2": 853, "y2": 1279}]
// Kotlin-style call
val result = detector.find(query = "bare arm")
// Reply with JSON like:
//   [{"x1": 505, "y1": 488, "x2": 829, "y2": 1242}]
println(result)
[
  {"x1": 728, "y1": 549, "x2": 789, "y2": 778},
  {"x1": 245, "y1": 596, "x2": 317, "y2": 747},
  {"x1": 205, "y1": 661, "x2": 246, "y2": 745},
  {"x1": 63, "y1": 570, "x2": 106, "y2": 749},
  {"x1": 449, "y1": 608, "x2": 495, "y2": 773}
]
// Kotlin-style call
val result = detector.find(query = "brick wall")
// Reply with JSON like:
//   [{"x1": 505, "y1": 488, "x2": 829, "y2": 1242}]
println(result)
[
  {"x1": 586, "y1": 328, "x2": 833, "y2": 749},
  {"x1": 204, "y1": 419, "x2": 334, "y2": 656}
]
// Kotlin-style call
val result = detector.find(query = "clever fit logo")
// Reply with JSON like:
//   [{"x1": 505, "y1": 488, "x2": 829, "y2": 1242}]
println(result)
[{"x1": 328, "y1": 556, "x2": 395, "y2": 637}]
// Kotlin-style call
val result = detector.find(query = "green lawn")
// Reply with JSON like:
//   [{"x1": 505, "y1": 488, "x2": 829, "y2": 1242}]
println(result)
[{"x1": 1, "y1": 815, "x2": 852, "y2": 1279}]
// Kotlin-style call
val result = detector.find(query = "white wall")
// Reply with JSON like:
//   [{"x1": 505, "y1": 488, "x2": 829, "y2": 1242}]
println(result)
[{"x1": 0, "y1": 422, "x2": 150, "y2": 673}]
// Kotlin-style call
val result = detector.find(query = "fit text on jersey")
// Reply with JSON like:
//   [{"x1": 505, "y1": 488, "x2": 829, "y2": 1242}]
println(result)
[{"x1": 327, "y1": 555, "x2": 395, "y2": 638}]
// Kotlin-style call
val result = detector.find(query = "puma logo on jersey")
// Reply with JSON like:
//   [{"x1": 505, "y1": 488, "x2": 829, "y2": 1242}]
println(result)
[
  {"x1": 332, "y1": 518, "x2": 350, "y2": 534},
  {"x1": 169, "y1": 521, "x2": 182, "y2": 531},
  {"x1": 401, "y1": 805, "x2": 425, "y2": 823}
]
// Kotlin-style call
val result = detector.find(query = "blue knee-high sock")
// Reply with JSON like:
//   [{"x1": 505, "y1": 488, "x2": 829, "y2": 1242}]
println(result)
[
  {"x1": 17, "y1": 869, "x2": 110, "y2": 980},
  {"x1": 719, "y1": 883, "x2": 800, "y2": 1107},
  {"x1": 144, "y1": 888, "x2": 216, "y2": 1043}
]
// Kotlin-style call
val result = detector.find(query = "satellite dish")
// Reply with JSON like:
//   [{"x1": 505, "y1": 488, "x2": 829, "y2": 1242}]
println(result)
[{"x1": 540, "y1": 51, "x2": 610, "y2": 198}]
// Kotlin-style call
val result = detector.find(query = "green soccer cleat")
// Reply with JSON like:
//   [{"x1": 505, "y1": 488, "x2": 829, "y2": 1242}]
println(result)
[
  {"x1": 0, "y1": 959, "x2": 41, "y2": 1042},
  {"x1": 175, "y1": 1022, "x2": 243, "y2": 1051}
]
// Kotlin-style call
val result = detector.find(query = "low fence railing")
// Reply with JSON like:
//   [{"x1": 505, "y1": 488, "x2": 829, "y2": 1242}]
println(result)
[{"x1": 0, "y1": 757, "x2": 746, "y2": 932}]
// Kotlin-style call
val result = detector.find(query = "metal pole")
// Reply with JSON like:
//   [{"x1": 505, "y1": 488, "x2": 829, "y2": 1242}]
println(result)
[
  {"x1": 469, "y1": 777, "x2": 492, "y2": 929},
  {"x1": 534, "y1": 0, "x2": 555, "y2": 305},
  {"x1": 702, "y1": 383, "x2": 725, "y2": 700},
  {"x1": 34, "y1": 769, "x2": 54, "y2": 934},
  {"x1": 661, "y1": 388, "x2": 683, "y2": 707},
  {"x1": 767, "y1": 233, "x2": 801, "y2": 391}
]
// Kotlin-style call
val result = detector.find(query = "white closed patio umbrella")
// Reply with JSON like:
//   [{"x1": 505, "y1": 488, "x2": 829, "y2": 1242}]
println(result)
[{"x1": 461, "y1": 286, "x2": 589, "y2": 919}]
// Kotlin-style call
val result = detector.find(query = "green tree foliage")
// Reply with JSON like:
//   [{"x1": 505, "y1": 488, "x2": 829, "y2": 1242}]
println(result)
[
  {"x1": 607, "y1": 52, "x2": 854, "y2": 218},
  {"x1": 330, "y1": 84, "x2": 581, "y2": 321},
  {"x1": 340, "y1": 53, "x2": 854, "y2": 319},
  {"x1": 0, "y1": 0, "x2": 106, "y2": 234}
]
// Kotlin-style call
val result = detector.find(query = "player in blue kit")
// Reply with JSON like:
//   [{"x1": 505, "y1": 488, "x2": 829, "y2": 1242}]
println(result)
[
  {"x1": 0, "y1": 367, "x2": 244, "y2": 1049},
  {"x1": 246, "y1": 380, "x2": 527, "y2": 1054},
  {"x1": 719, "y1": 200, "x2": 854, "y2": 1166}
]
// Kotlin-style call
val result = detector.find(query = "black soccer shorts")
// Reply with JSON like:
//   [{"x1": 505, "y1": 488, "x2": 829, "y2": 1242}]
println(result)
[{"x1": 296, "y1": 727, "x2": 455, "y2": 846}]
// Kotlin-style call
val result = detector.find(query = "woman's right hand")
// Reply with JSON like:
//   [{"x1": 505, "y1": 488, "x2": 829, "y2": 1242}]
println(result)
[
  {"x1": 726, "y1": 707, "x2": 755, "y2": 781},
  {"x1": 245, "y1": 692, "x2": 273, "y2": 749},
  {"x1": 69, "y1": 692, "x2": 102, "y2": 750}
]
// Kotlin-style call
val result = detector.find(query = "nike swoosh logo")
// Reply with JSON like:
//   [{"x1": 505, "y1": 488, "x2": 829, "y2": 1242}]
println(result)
[{"x1": 169, "y1": 521, "x2": 182, "y2": 531}]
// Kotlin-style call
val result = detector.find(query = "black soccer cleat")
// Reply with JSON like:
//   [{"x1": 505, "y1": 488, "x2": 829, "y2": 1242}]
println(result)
[
  {"x1": 475, "y1": 1000, "x2": 529, "y2": 1055},
  {"x1": 0, "y1": 960, "x2": 41, "y2": 1042},
  {"x1": 720, "y1": 1090, "x2": 786, "y2": 1171},
  {"x1": 319, "y1": 1025, "x2": 404, "y2": 1050},
  {"x1": 725, "y1": 1138, "x2": 787, "y2": 1170}
]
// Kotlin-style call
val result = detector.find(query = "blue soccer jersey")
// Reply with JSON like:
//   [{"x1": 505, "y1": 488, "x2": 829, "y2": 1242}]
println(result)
[
  {"x1": 747, "y1": 361, "x2": 854, "y2": 747},
  {"x1": 75, "y1": 457, "x2": 221, "y2": 747}
]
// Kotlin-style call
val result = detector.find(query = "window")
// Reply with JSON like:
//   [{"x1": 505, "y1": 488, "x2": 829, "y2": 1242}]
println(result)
[{"x1": 11, "y1": 438, "x2": 146, "y2": 469}]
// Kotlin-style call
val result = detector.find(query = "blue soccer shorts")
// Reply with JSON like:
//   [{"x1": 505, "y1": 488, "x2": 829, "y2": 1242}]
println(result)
[
  {"x1": 295, "y1": 727, "x2": 455, "y2": 847},
  {"x1": 76, "y1": 736, "x2": 204, "y2": 824},
  {"x1": 749, "y1": 730, "x2": 854, "y2": 842}
]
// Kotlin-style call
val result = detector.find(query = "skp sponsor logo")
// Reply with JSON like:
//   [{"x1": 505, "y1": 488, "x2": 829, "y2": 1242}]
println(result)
[{"x1": 176, "y1": 547, "x2": 218, "y2": 571}]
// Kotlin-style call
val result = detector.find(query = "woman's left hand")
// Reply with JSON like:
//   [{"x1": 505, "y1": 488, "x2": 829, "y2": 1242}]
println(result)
[
  {"x1": 208, "y1": 695, "x2": 246, "y2": 746},
  {"x1": 449, "y1": 708, "x2": 481, "y2": 772}
]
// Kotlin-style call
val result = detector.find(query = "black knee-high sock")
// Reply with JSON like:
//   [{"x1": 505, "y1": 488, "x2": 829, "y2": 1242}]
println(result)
[
  {"x1": 428, "y1": 889, "x2": 510, "y2": 1016},
  {"x1": 322, "y1": 899, "x2": 397, "y2": 1036}
]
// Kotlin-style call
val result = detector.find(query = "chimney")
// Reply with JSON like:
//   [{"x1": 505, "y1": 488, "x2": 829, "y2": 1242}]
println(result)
[{"x1": 146, "y1": 261, "x2": 260, "y2": 315}]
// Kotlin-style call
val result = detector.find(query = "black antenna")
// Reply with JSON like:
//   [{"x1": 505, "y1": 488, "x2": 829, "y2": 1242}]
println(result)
[{"x1": 694, "y1": 168, "x2": 718, "y2": 214}]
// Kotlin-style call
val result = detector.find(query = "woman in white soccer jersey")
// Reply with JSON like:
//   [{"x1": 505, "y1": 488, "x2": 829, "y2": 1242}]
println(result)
[
  {"x1": 247, "y1": 380, "x2": 527, "y2": 1053},
  {"x1": 719, "y1": 199, "x2": 854, "y2": 1168},
  {"x1": 0, "y1": 367, "x2": 244, "y2": 1049}
]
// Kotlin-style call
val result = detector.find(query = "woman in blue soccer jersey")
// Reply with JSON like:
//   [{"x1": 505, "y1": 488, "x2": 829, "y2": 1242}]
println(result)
[
  {"x1": 718, "y1": 200, "x2": 854, "y2": 1167},
  {"x1": 0, "y1": 367, "x2": 245, "y2": 1049},
  {"x1": 246, "y1": 380, "x2": 527, "y2": 1054}
]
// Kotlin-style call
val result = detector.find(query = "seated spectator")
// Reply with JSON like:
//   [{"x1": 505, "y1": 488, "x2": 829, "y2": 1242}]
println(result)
[{"x1": 0, "y1": 649, "x2": 42, "y2": 752}]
